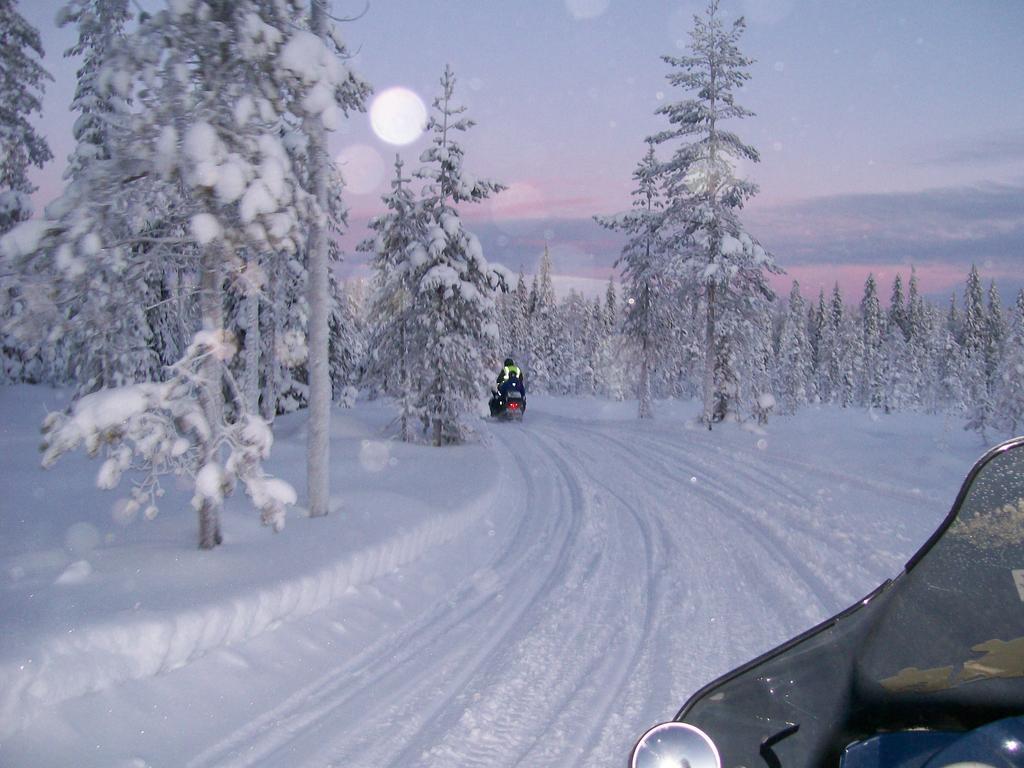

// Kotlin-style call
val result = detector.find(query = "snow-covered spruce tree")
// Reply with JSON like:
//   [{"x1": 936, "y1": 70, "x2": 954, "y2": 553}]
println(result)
[
  {"x1": 888, "y1": 273, "x2": 908, "y2": 340},
  {"x1": 528, "y1": 245, "x2": 559, "y2": 392},
  {"x1": 360, "y1": 155, "x2": 424, "y2": 441},
  {"x1": 881, "y1": 319, "x2": 913, "y2": 412},
  {"x1": 0, "y1": 1, "x2": 54, "y2": 382},
  {"x1": 985, "y1": 281, "x2": 1006, "y2": 383},
  {"x1": 497, "y1": 268, "x2": 529, "y2": 370},
  {"x1": 51, "y1": 0, "x2": 167, "y2": 397},
  {"x1": 604, "y1": 275, "x2": 618, "y2": 331},
  {"x1": 411, "y1": 65, "x2": 508, "y2": 446},
  {"x1": 651, "y1": 0, "x2": 781, "y2": 428},
  {"x1": 937, "y1": 326, "x2": 968, "y2": 416},
  {"x1": 947, "y1": 291, "x2": 961, "y2": 342},
  {"x1": 921, "y1": 303, "x2": 947, "y2": 413},
  {"x1": 995, "y1": 289, "x2": 1024, "y2": 433},
  {"x1": 964, "y1": 277, "x2": 1006, "y2": 438},
  {"x1": 597, "y1": 141, "x2": 671, "y2": 418},
  {"x1": 906, "y1": 268, "x2": 933, "y2": 411},
  {"x1": 58, "y1": 0, "x2": 131, "y2": 181},
  {"x1": 820, "y1": 282, "x2": 845, "y2": 405},
  {"x1": 962, "y1": 265, "x2": 993, "y2": 436},
  {"x1": 328, "y1": 270, "x2": 363, "y2": 407},
  {"x1": 775, "y1": 280, "x2": 811, "y2": 414},
  {"x1": 0, "y1": 0, "x2": 53, "y2": 235},
  {"x1": 860, "y1": 274, "x2": 884, "y2": 409},
  {"x1": 839, "y1": 308, "x2": 864, "y2": 409},
  {"x1": 22, "y1": 0, "x2": 368, "y2": 548},
  {"x1": 809, "y1": 288, "x2": 827, "y2": 402}
]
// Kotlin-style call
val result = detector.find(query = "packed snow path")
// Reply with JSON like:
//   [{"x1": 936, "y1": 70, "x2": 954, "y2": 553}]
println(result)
[{"x1": 183, "y1": 406, "x2": 948, "y2": 768}]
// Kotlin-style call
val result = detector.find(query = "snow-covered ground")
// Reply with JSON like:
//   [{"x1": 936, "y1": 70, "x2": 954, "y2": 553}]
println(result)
[{"x1": 0, "y1": 385, "x2": 1005, "y2": 767}]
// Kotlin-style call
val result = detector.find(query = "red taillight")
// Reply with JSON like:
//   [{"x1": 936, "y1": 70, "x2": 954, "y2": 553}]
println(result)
[{"x1": 509, "y1": 402, "x2": 519, "y2": 409}]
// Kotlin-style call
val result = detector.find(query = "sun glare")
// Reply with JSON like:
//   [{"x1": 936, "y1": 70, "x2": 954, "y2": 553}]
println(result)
[{"x1": 369, "y1": 87, "x2": 428, "y2": 146}]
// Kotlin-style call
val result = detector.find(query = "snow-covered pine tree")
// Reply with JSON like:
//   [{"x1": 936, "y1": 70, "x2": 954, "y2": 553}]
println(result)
[
  {"x1": 527, "y1": 245, "x2": 558, "y2": 392},
  {"x1": 328, "y1": 269, "x2": 363, "y2": 407},
  {"x1": 325, "y1": 173, "x2": 363, "y2": 407},
  {"x1": 14, "y1": 0, "x2": 369, "y2": 548},
  {"x1": 809, "y1": 288, "x2": 827, "y2": 402},
  {"x1": 984, "y1": 281, "x2": 1006, "y2": 383},
  {"x1": 360, "y1": 155, "x2": 424, "y2": 441},
  {"x1": 917, "y1": 302, "x2": 944, "y2": 413},
  {"x1": 888, "y1": 273, "x2": 908, "y2": 340},
  {"x1": 995, "y1": 289, "x2": 1024, "y2": 433},
  {"x1": 597, "y1": 141, "x2": 669, "y2": 418},
  {"x1": 906, "y1": 267, "x2": 931, "y2": 411},
  {"x1": 260, "y1": 251, "x2": 310, "y2": 417},
  {"x1": 775, "y1": 281, "x2": 811, "y2": 414},
  {"x1": 559, "y1": 290, "x2": 595, "y2": 395},
  {"x1": 411, "y1": 65, "x2": 508, "y2": 445},
  {"x1": 962, "y1": 265, "x2": 993, "y2": 436},
  {"x1": 52, "y1": 0, "x2": 166, "y2": 397},
  {"x1": 595, "y1": 276, "x2": 626, "y2": 398},
  {"x1": 840, "y1": 309, "x2": 863, "y2": 409},
  {"x1": 937, "y1": 327, "x2": 967, "y2": 416},
  {"x1": 751, "y1": 299, "x2": 777, "y2": 422},
  {"x1": 58, "y1": 0, "x2": 130, "y2": 180},
  {"x1": 651, "y1": 0, "x2": 781, "y2": 428},
  {"x1": 947, "y1": 291, "x2": 961, "y2": 342},
  {"x1": 821, "y1": 282, "x2": 845, "y2": 404},
  {"x1": 962, "y1": 266, "x2": 985, "y2": 356},
  {"x1": 860, "y1": 274, "x2": 884, "y2": 409},
  {"x1": 0, "y1": 1, "x2": 54, "y2": 382},
  {"x1": 604, "y1": 276, "x2": 618, "y2": 331},
  {"x1": 881, "y1": 319, "x2": 912, "y2": 412},
  {"x1": 498, "y1": 268, "x2": 529, "y2": 368},
  {"x1": 0, "y1": 0, "x2": 53, "y2": 235}
]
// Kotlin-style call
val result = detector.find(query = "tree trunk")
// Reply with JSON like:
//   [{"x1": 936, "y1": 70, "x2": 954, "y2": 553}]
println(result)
[
  {"x1": 306, "y1": 0, "x2": 331, "y2": 517},
  {"x1": 638, "y1": 334, "x2": 652, "y2": 419},
  {"x1": 399, "y1": 322, "x2": 411, "y2": 442},
  {"x1": 262, "y1": 263, "x2": 281, "y2": 422},
  {"x1": 243, "y1": 277, "x2": 260, "y2": 413},
  {"x1": 198, "y1": 244, "x2": 224, "y2": 549},
  {"x1": 703, "y1": 283, "x2": 716, "y2": 430}
]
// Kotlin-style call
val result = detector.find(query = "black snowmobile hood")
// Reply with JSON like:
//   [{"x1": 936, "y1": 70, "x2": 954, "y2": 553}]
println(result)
[{"x1": 671, "y1": 435, "x2": 1024, "y2": 768}]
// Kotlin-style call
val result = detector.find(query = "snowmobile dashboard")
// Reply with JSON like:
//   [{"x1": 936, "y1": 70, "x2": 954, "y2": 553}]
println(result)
[{"x1": 630, "y1": 435, "x2": 1024, "y2": 768}]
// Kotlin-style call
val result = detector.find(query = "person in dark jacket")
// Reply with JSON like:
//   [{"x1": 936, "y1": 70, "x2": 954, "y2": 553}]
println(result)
[{"x1": 496, "y1": 358, "x2": 525, "y2": 396}]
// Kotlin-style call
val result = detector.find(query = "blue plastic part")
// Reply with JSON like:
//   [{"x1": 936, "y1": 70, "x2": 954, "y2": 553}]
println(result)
[
  {"x1": 842, "y1": 717, "x2": 1024, "y2": 768},
  {"x1": 922, "y1": 716, "x2": 1024, "y2": 768},
  {"x1": 841, "y1": 730, "x2": 958, "y2": 768}
]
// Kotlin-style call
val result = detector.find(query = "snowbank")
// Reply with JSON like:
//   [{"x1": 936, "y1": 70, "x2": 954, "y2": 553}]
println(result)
[{"x1": 0, "y1": 386, "x2": 502, "y2": 740}]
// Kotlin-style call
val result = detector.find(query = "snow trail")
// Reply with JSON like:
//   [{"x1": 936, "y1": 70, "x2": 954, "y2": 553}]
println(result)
[{"x1": 2, "y1": 397, "x2": 968, "y2": 768}]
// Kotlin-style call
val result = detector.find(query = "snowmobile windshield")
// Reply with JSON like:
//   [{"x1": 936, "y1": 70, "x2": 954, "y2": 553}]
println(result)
[{"x1": 672, "y1": 436, "x2": 1024, "y2": 768}]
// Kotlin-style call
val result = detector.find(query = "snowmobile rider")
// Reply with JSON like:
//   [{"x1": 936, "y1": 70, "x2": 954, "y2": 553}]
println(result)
[{"x1": 496, "y1": 358, "x2": 525, "y2": 397}]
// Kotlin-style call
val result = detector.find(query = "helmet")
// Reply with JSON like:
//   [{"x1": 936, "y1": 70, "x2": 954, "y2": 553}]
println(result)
[{"x1": 504, "y1": 358, "x2": 515, "y2": 367}]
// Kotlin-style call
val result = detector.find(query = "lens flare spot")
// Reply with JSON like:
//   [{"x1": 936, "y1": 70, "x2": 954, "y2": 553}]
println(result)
[
  {"x1": 359, "y1": 440, "x2": 391, "y2": 473},
  {"x1": 65, "y1": 522, "x2": 101, "y2": 555},
  {"x1": 566, "y1": 0, "x2": 609, "y2": 19},
  {"x1": 335, "y1": 144, "x2": 386, "y2": 196},
  {"x1": 369, "y1": 87, "x2": 427, "y2": 146}
]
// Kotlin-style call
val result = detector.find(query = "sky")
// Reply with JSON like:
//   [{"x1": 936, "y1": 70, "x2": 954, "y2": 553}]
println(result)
[{"x1": 18, "y1": 0, "x2": 1024, "y2": 302}]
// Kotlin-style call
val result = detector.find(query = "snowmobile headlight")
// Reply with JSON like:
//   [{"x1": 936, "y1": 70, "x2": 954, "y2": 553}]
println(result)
[{"x1": 630, "y1": 722, "x2": 721, "y2": 768}]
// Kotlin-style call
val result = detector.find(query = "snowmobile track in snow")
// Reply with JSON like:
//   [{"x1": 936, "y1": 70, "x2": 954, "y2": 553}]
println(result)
[{"x1": 176, "y1": 408, "x2": 949, "y2": 768}]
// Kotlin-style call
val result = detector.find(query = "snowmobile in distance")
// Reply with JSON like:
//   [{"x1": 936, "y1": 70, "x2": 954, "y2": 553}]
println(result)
[
  {"x1": 630, "y1": 435, "x2": 1024, "y2": 768},
  {"x1": 489, "y1": 380, "x2": 526, "y2": 421}
]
